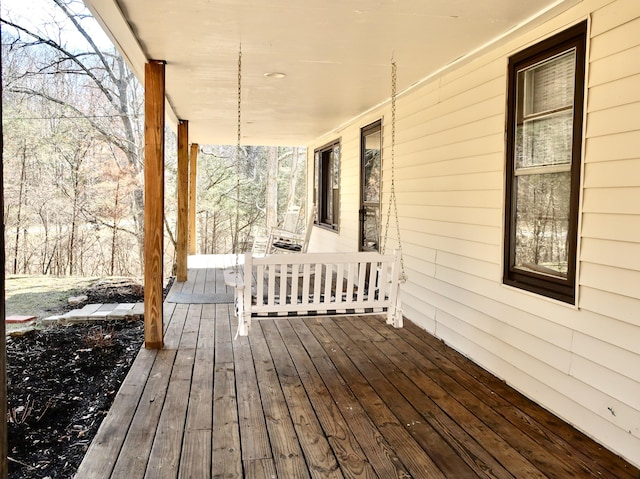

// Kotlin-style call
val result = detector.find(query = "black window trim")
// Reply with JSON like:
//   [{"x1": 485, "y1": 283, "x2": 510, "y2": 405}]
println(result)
[
  {"x1": 314, "y1": 138, "x2": 341, "y2": 232},
  {"x1": 503, "y1": 20, "x2": 587, "y2": 305},
  {"x1": 359, "y1": 119, "x2": 383, "y2": 251}
]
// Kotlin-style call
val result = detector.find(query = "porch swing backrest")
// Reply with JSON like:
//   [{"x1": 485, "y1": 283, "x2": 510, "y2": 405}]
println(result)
[{"x1": 228, "y1": 250, "x2": 403, "y2": 336}]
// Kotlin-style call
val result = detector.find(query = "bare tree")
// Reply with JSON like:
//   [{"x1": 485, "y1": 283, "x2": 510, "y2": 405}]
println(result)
[
  {"x1": 265, "y1": 146, "x2": 278, "y2": 230},
  {"x1": 2, "y1": 0, "x2": 146, "y2": 260}
]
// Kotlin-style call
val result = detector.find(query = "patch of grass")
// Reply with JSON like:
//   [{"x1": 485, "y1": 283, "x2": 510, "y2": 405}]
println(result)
[{"x1": 5, "y1": 275, "x2": 100, "y2": 333}]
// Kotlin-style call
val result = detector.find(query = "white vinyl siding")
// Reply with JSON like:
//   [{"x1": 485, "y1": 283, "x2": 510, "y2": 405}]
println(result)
[{"x1": 307, "y1": 0, "x2": 640, "y2": 467}]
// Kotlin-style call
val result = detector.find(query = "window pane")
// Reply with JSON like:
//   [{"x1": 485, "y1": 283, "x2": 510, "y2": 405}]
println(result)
[
  {"x1": 314, "y1": 141, "x2": 340, "y2": 229},
  {"x1": 363, "y1": 130, "x2": 381, "y2": 203},
  {"x1": 516, "y1": 110, "x2": 573, "y2": 168},
  {"x1": 514, "y1": 171, "x2": 571, "y2": 278},
  {"x1": 361, "y1": 206, "x2": 380, "y2": 250},
  {"x1": 332, "y1": 145, "x2": 340, "y2": 189},
  {"x1": 523, "y1": 50, "x2": 575, "y2": 116},
  {"x1": 314, "y1": 152, "x2": 319, "y2": 206}
]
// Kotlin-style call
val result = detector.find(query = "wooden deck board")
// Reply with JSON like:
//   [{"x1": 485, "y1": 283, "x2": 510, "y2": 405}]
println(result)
[
  {"x1": 307, "y1": 318, "x2": 449, "y2": 479},
  {"x1": 292, "y1": 320, "x2": 413, "y2": 478},
  {"x1": 233, "y1": 334, "x2": 272, "y2": 462},
  {"x1": 329, "y1": 317, "x2": 483, "y2": 478},
  {"x1": 75, "y1": 257, "x2": 640, "y2": 479},
  {"x1": 212, "y1": 361, "x2": 242, "y2": 478},
  {"x1": 272, "y1": 320, "x2": 376, "y2": 479},
  {"x1": 109, "y1": 349, "x2": 177, "y2": 478},
  {"x1": 402, "y1": 320, "x2": 633, "y2": 478},
  {"x1": 393, "y1": 321, "x2": 597, "y2": 478},
  {"x1": 73, "y1": 348, "x2": 158, "y2": 478},
  {"x1": 249, "y1": 325, "x2": 312, "y2": 479},
  {"x1": 355, "y1": 317, "x2": 522, "y2": 479},
  {"x1": 260, "y1": 321, "x2": 343, "y2": 479}
]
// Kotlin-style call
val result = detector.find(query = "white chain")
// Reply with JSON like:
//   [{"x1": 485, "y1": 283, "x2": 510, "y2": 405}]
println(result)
[{"x1": 382, "y1": 60, "x2": 407, "y2": 281}]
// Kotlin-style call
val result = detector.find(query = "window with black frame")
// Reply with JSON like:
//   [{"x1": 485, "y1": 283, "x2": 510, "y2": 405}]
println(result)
[
  {"x1": 360, "y1": 121, "x2": 382, "y2": 251},
  {"x1": 503, "y1": 21, "x2": 587, "y2": 304},
  {"x1": 314, "y1": 140, "x2": 340, "y2": 230}
]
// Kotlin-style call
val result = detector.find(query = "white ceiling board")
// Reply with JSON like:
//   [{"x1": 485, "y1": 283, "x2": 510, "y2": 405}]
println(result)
[{"x1": 83, "y1": 0, "x2": 580, "y2": 145}]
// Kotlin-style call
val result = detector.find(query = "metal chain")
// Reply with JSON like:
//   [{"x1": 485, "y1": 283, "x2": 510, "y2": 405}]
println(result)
[
  {"x1": 234, "y1": 46, "x2": 242, "y2": 257},
  {"x1": 382, "y1": 60, "x2": 407, "y2": 281}
]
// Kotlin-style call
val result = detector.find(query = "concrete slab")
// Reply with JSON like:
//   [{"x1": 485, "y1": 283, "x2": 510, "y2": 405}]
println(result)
[
  {"x1": 107, "y1": 303, "x2": 135, "y2": 319},
  {"x1": 41, "y1": 303, "x2": 144, "y2": 325},
  {"x1": 6, "y1": 315, "x2": 37, "y2": 324}
]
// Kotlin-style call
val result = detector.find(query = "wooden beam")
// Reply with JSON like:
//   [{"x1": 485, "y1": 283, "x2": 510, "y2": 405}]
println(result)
[
  {"x1": 0, "y1": 50, "x2": 8, "y2": 479},
  {"x1": 144, "y1": 60, "x2": 165, "y2": 350},
  {"x1": 189, "y1": 143, "x2": 198, "y2": 255},
  {"x1": 176, "y1": 120, "x2": 189, "y2": 282}
]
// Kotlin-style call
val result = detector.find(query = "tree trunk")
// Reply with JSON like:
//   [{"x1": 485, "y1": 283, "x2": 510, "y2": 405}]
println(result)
[
  {"x1": 265, "y1": 146, "x2": 278, "y2": 230},
  {"x1": 1, "y1": 43, "x2": 8, "y2": 478},
  {"x1": 13, "y1": 145, "x2": 27, "y2": 274},
  {"x1": 68, "y1": 177, "x2": 79, "y2": 275},
  {"x1": 285, "y1": 146, "x2": 303, "y2": 217},
  {"x1": 111, "y1": 180, "x2": 120, "y2": 276}
]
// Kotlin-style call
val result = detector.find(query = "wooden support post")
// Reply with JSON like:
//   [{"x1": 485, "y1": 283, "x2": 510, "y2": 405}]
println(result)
[
  {"x1": 189, "y1": 143, "x2": 198, "y2": 255},
  {"x1": 0, "y1": 53, "x2": 8, "y2": 479},
  {"x1": 177, "y1": 120, "x2": 189, "y2": 282},
  {"x1": 144, "y1": 60, "x2": 165, "y2": 349}
]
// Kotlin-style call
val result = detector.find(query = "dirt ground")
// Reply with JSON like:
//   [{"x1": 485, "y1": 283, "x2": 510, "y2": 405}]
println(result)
[{"x1": 5, "y1": 277, "x2": 171, "y2": 479}]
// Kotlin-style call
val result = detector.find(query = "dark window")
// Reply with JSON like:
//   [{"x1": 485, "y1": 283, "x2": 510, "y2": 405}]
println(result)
[
  {"x1": 314, "y1": 140, "x2": 340, "y2": 230},
  {"x1": 503, "y1": 21, "x2": 587, "y2": 304},
  {"x1": 360, "y1": 121, "x2": 382, "y2": 251}
]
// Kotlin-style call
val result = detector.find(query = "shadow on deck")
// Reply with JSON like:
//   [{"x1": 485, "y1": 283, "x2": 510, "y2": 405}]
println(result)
[{"x1": 75, "y1": 255, "x2": 638, "y2": 478}]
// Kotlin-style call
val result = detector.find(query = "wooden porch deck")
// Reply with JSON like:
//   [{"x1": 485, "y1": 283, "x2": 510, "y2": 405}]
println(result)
[{"x1": 75, "y1": 256, "x2": 638, "y2": 478}]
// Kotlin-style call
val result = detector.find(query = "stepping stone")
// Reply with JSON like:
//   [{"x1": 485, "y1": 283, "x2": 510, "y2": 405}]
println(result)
[
  {"x1": 125, "y1": 303, "x2": 144, "y2": 320},
  {"x1": 107, "y1": 303, "x2": 135, "y2": 320},
  {"x1": 6, "y1": 314, "x2": 37, "y2": 324},
  {"x1": 40, "y1": 303, "x2": 145, "y2": 326},
  {"x1": 41, "y1": 315, "x2": 63, "y2": 326},
  {"x1": 62, "y1": 304, "x2": 102, "y2": 320}
]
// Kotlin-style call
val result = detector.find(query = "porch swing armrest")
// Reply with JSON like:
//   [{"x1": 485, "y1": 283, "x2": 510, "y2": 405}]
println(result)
[
  {"x1": 223, "y1": 267, "x2": 250, "y2": 336},
  {"x1": 223, "y1": 268, "x2": 245, "y2": 289}
]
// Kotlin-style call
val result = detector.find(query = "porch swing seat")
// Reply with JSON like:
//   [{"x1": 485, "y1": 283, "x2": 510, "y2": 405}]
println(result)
[{"x1": 224, "y1": 250, "x2": 403, "y2": 336}]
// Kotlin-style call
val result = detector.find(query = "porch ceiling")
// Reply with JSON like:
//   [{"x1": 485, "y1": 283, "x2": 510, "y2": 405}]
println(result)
[{"x1": 83, "y1": 0, "x2": 579, "y2": 146}]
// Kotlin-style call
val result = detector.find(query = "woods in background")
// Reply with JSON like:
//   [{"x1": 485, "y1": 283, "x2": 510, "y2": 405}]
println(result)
[{"x1": 1, "y1": 0, "x2": 306, "y2": 278}]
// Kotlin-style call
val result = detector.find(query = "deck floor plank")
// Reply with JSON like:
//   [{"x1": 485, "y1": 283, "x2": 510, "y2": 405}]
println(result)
[
  {"x1": 309, "y1": 318, "x2": 450, "y2": 479},
  {"x1": 192, "y1": 267, "x2": 207, "y2": 295},
  {"x1": 250, "y1": 324, "x2": 312, "y2": 479},
  {"x1": 232, "y1": 334, "x2": 272, "y2": 462},
  {"x1": 75, "y1": 258, "x2": 640, "y2": 479},
  {"x1": 180, "y1": 429, "x2": 211, "y2": 479},
  {"x1": 272, "y1": 319, "x2": 377, "y2": 479},
  {"x1": 356, "y1": 316, "x2": 524, "y2": 479},
  {"x1": 211, "y1": 300, "x2": 242, "y2": 478},
  {"x1": 260, "y1": 321, "x2": 344, "y2": 479},
  {"x1": 293, "y1": 319, "x2": 413, "y2": 478},
  {"x1": 180, "y1": 304, "x2": 202, "y2": 349},
  {"x1": 144, "y1": 349, "x2": 195, "y2": 479},
  {"x1": 333, "y1": 316, "x2": 500, "y2": 479},
  {"x1": 212, "y1": 361, "x2": 242, "y2": 478},
  {"x1": 394, "y1": 321, "x2": 604, "y2": 478},
  {"x1": 73, "y1": 348, "x2": 158, "y2": 479},
  {"x1": 403, "y1": 321, "x2": 639, "y2": 479},
  {"x1": 109, "y1": 349, "x2": 178, "y2": 479},
  {"x1": 180, "y1": 345, "x2": 213, "y2": 479},
  {"x1": 405, "y1": 328, "x2": 579, "y2": 476}
]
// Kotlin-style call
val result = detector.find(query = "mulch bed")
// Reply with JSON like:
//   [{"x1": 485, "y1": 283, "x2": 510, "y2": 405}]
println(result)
[{"x1": 6, "y1": 277, "x2": 173, "y2": 479}]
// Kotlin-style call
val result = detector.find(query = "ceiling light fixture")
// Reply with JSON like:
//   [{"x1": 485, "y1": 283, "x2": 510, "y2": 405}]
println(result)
[{"x1": 264, "y1": 72, "x2": 286, "y2": 79}]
